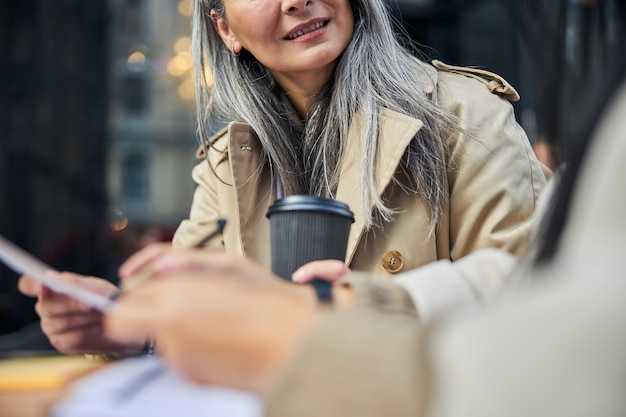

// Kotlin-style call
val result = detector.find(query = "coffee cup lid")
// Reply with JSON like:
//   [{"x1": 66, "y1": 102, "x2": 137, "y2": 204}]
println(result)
[{"x1": 266, "y1": 195, "x2": 354, "y2": 221}]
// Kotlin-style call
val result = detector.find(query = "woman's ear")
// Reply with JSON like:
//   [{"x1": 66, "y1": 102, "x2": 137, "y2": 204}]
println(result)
[{"x1": 210, "y1": 10, "x2": 242, "y2": 55}]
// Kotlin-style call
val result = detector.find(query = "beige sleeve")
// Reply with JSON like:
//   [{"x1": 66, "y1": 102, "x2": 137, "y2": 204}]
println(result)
[
  {"x1": 428, "y1": 257, "x2": 626, "y2": 417},
  {"x1": 340, "y1": 272, "x2": 419, "y2": 314},
  {"x1": 440, "y1": 72, "x2": 550, "y2": 260},
  {"x1": 265, "y1": 307, "x2": 430, "y2": 417},
  {"x1": 394, "y1": 248, "x2": 518, "y2": 322}
]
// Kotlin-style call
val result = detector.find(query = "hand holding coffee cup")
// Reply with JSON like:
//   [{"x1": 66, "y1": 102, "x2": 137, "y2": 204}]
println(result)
[{"x1": 266, "y1": 195, "x2": 354, "y2": 302}]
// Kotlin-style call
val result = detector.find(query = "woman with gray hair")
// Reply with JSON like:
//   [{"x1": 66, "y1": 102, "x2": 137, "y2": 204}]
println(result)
[
  {"x1": 19, "y1": 0, "x2": 547, "y2": 356},
  {"x1": 172, "y1": 0, "x2": 548, "y2": 304}
]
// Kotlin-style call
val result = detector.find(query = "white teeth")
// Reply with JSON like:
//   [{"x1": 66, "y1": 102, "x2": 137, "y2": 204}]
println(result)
[{"x1": 286, "y1": 21, "x2": 326, "y2": 40}]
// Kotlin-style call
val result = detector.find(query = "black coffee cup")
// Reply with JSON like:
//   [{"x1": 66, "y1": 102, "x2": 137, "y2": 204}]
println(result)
[{"x1": 266, "y1": 195, "x2": 354, "y2": 302}]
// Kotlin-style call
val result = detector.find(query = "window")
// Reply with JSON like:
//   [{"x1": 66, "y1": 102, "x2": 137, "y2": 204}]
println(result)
[{"x1": 122, "y1": 152, "x2": 148, "y2": 203}]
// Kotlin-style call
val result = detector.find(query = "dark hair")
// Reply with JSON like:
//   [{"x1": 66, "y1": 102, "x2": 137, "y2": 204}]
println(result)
[{"x1": 512, "y1": 0, "x2": 626, "y2": 264}]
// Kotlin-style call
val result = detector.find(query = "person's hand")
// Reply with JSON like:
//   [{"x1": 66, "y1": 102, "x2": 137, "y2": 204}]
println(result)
[
  {"x1": 291, "y1": 259, "x2": 355, "y2": 307},
  {"x1": 117, "y1": 241, "x2": 173, "y2": 285},
  {"x1": 291, "y1": 259, "x2": 350, "y2": 284},
  {"x1": 123, "y1": 247, "x2": 277, "y2": 286},
  {"x1": 18, "y1": 272, "x2": 146, "y2": 355},
  {"x1": 105, "y1": 252, "x2": 319, "y2": 393}
]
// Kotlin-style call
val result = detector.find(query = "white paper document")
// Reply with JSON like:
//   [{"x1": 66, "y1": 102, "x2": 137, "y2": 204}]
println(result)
[
  {"x1": 0, "y1": 234, "x2": 113, "y2": 310},
  {"x1": 52, "y1": 356, "x2": 263, "y2": 417}
]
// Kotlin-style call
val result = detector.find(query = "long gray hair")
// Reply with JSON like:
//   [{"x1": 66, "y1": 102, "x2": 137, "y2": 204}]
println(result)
[{"x1": 192, "y1": 0, "x2": 455, "y2": 232}]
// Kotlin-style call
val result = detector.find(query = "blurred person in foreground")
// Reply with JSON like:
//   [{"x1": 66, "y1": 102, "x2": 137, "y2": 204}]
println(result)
[
  {"x1": 18, "y1": 0, "x2": 549, "y2": 355},
  {"x1": 99, "y1": 0, "x2": 626, "y2": 416}
]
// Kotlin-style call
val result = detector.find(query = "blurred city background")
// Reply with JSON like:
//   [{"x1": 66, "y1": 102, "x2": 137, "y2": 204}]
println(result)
[{"x1": 0, "y1": 0, "x2": 622, "y2": 348}]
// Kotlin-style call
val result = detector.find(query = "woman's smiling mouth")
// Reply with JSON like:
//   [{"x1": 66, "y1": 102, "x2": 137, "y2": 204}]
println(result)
[{"x1": 285, "y1": 20, "x2": 329, "y2": 40}]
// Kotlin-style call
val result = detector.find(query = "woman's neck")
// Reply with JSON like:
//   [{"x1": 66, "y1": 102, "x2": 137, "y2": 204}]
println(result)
[{"x1": 271, "y1": 67, "x2": 334, "y2": 119}]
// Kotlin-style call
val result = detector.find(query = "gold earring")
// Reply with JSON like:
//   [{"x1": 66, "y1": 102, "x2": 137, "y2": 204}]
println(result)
[{"x1": 230, "y1": 45, "x2": 240, "y2": 57}]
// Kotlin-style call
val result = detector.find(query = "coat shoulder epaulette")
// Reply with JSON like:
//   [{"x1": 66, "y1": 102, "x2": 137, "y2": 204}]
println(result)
[
  {"x1": 432, "y1": 59, "x2": 520, "y2": 102},
  {"x1": 196, "y1": 126, "x2": 229, "y2": 159}
]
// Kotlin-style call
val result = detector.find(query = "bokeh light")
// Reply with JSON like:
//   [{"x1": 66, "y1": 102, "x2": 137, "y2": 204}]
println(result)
[
  {"x1": 178, "y1": 0, "x2": 192, "y2": 16},
  {"x1": 110, "y1": 209, "x2": 129, "y2": 232},
  {"x1": 167, "y1": 51, "x2": 192, "y2": 77},
  {"x1": 174, "y1": 36, "x2": 192, "y2": 54},
  {"x1": 177, "y1": 77, "x2": 195, "y2": 101},
  {"x1": 127, "y1": 51, "x2": 148, "y2": 72}
]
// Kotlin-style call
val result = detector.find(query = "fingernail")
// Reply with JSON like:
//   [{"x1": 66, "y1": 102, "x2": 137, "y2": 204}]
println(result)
[{"x1": 291, "y1": 270, "x2": 303, "y2": 282}]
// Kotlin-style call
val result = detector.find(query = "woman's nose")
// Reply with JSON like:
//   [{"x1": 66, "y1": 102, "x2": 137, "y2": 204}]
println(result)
[{"x1": 281, "y1": 0, "x2": 311, "y2": 14}]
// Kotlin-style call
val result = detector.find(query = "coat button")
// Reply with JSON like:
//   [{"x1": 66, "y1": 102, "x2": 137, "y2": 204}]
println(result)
[{"x1": 381, "y1": 250, "x2": 404, "y2": 274}]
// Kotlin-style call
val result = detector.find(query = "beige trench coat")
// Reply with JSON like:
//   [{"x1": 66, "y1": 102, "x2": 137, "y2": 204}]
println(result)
[{"x1": 173, "y1": 61, "x2": 549, "y2": 277}]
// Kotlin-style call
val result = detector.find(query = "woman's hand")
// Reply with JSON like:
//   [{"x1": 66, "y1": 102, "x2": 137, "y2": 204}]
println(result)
[
  {"x1": 118, "y1": 241, "x2": 173, "y2": 281},
  {"x1": 123, "y1": 246, "x2": 279, "y2": 286},
  {"x1": 291, "y1": 259, "x2": 354, "y2": 307},
  {"x1": 291, "y1": 259, "x2": 351, "y2": 284},
  {"x1": 105, "y1": 251, "x2": 319, "y2": 393},
  {"x1": 18, "y1": 272, "x2": 146, "y2": 355}
]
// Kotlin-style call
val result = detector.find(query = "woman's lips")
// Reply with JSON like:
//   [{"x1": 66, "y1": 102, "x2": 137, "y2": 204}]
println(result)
[{"x1": 285, "y1": 20, "x2": 329, "y2": 40}]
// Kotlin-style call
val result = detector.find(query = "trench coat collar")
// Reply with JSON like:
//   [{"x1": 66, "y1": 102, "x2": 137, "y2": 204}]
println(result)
[
  {"x1": 337, "y1": 109, "x2": 424, "y2": 263},
  {"x1": 337, "y1": 63, "x2": 436, "y2": 260}
]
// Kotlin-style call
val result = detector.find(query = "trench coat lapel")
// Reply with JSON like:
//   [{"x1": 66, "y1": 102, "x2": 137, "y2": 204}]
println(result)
[
  {"x1": 225, "y1": 59, "x2": 437, "y2": 265},
  {"x1": 227, "y1": 123, "x2": 273, "y2": 263},
  {"x1": 226, "y1": 115, "x2": 425, "y2": 266},
  {"x1": 336, "y1": 109, "x2": 425, "y2": 264}
]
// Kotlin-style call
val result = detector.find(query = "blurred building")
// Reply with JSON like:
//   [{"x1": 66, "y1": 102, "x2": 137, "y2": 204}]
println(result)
[
  {"x1": 0, "y1": 0, "x2": 202, "y2": 341},
  {"x1": 107, "y1": 0, "x2": 199, "y2": 234},
  {"x1": 0, "y1": 0, "x2": 110, "y2": 334}
]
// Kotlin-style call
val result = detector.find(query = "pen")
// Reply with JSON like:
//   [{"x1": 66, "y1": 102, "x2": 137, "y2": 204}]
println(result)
[
  {"x1": 191, "y1": 218, "x2": 227, "y2": 247},
  {"x1": 111, "y1": 218, "x2": 227, "y2": 296},
  {"x1": 113, "y1": 358, "x2": 167, "y2": 404}
]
